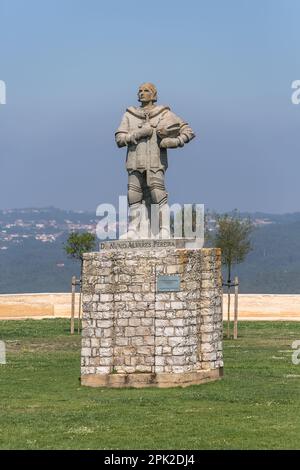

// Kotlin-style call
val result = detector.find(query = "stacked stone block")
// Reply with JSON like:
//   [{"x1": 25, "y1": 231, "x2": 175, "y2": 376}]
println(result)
[{"x1": 81, "y1": 247, "x2": 223, "y2": 387}]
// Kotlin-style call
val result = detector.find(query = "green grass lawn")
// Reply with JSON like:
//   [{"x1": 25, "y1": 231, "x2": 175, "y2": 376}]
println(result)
[{"x1": 0, "y1": 319, "x2": 300, "y2": 449}]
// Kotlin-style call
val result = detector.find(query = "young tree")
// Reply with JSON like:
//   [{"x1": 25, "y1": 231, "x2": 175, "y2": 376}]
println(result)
[
  {"x1": 213, "y1": 212, "x2": 253, "y2": 282},
  {"x1": 64, "y1": 232, "x2": 97, "y2": 333},
  {"x1": 64, "y1": 231, "x2": 97, "y2": 280},
  {"x1": 212, "y1": 211, "x2": 254, "y2": 337}
]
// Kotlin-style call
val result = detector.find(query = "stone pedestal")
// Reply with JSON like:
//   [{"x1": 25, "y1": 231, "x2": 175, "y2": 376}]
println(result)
[{"x1": 81, "y1": 243, "x2": 223, "y2": 388}]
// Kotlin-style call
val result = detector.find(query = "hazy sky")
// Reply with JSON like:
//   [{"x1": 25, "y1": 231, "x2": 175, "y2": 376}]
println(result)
[{"x1": 1, "y1": 0, "x2": 300, "y2": 213}]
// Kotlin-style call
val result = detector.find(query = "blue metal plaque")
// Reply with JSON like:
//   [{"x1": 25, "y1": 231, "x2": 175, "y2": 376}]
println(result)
[{"x1": 157, "y1": 275, "x2": 181, "y2": 292}]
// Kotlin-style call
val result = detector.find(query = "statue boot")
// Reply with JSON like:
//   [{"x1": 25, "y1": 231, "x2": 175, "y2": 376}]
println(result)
[
  {"x1": 159, "y1": 203, "x2": 171, "y2": 239},
  {"x1": 119, "y1": 202, "x2": 142, "y2": 240}
]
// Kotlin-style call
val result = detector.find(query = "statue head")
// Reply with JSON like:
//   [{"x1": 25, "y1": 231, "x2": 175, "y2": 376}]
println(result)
[{"x1": 138, "y1": 83, "x2": 157, "y2": 104}]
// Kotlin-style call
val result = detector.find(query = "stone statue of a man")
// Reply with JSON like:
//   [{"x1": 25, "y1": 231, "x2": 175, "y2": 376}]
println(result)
[{"x1": 115, "y1": 83, "x2": 195, "y2": 239}]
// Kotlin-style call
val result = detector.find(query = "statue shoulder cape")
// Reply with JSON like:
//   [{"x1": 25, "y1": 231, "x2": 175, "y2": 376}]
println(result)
[{"x1": 126, "y1": 105, "x2": 170, "y2": 119}]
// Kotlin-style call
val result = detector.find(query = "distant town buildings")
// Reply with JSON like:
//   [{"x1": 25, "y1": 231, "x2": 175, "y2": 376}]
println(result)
[
  {"x1": 0, "y1": 208, "x2": 97, "y2": 251},
  {"x1": 0, "y1": 207, "x2": 275, "y2": 253}
]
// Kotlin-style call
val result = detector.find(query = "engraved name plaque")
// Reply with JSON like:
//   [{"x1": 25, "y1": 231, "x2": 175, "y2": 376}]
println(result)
[{"x1": 157, "y1": 275, "x2": 181, "y2": 292}]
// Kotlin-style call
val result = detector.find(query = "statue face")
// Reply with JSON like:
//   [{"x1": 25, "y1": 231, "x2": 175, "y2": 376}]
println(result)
[{"x1": 138, "y1": 85, "x2": 155, "y2": 103}]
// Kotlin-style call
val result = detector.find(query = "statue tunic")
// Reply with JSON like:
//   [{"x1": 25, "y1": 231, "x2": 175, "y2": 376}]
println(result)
[{"x1": 115, "y1": 105, "x2": 195, "y2": 173}]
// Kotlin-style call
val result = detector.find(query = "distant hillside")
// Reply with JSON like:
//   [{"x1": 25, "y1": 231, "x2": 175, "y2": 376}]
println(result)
[
  {"x1": 0, "y1": 207, "x2": 300, "y2": 294},
  {"x1": 233, "y1": 220, "x2": 300, "y2": 293}
]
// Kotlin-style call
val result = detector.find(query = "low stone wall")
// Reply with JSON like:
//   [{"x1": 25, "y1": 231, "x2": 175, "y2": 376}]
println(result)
[
  {"x1": 1, "y1": 293, "x2": 300, "y2": 321},
  {"x1": 81, "y1": 247, "x2": 223, "y2": 388},
  {"x1": 223, "y1": 294, "x2": 300, "y2": 320},
  {"x1": 0, "y1": 293, "x2": 79, "y2": 319}
]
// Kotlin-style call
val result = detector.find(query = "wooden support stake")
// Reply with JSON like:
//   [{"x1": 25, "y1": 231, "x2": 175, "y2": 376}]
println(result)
[
  {"x1": 234, "y1": 276, "x2": 239, "y2": 339},
  {"x1": 227, "y1": 284, "x2": 231, "y2": 339},
  {"x1": 78, "y1": 285, "x2": 82, "y2": 334},
  {"x1": 70, "y1": 275, "x2": 76, "y2": 335}
]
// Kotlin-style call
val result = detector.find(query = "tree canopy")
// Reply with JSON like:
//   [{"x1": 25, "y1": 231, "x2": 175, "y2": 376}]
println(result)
[
  {"x1": 212, "y1": 211, "x2": 254, "y2": 283},
  {"x1": 64, "y1": 232, "x2": 97, "y2": 265}
]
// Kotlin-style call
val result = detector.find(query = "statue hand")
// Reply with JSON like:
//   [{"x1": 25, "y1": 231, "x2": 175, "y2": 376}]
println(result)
[
  {"x1": 126, "y1": 125, "x2": 153, "y2": 145},
  {"x1": 157, "y1": 127, "x2": 168, "y2": 139},
  {"x1": 160, "y1": 137, "x2": 180, "y2": 149},
  {"x1": 134, "y1": 124, "x2": 153, "y2": 141}
]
